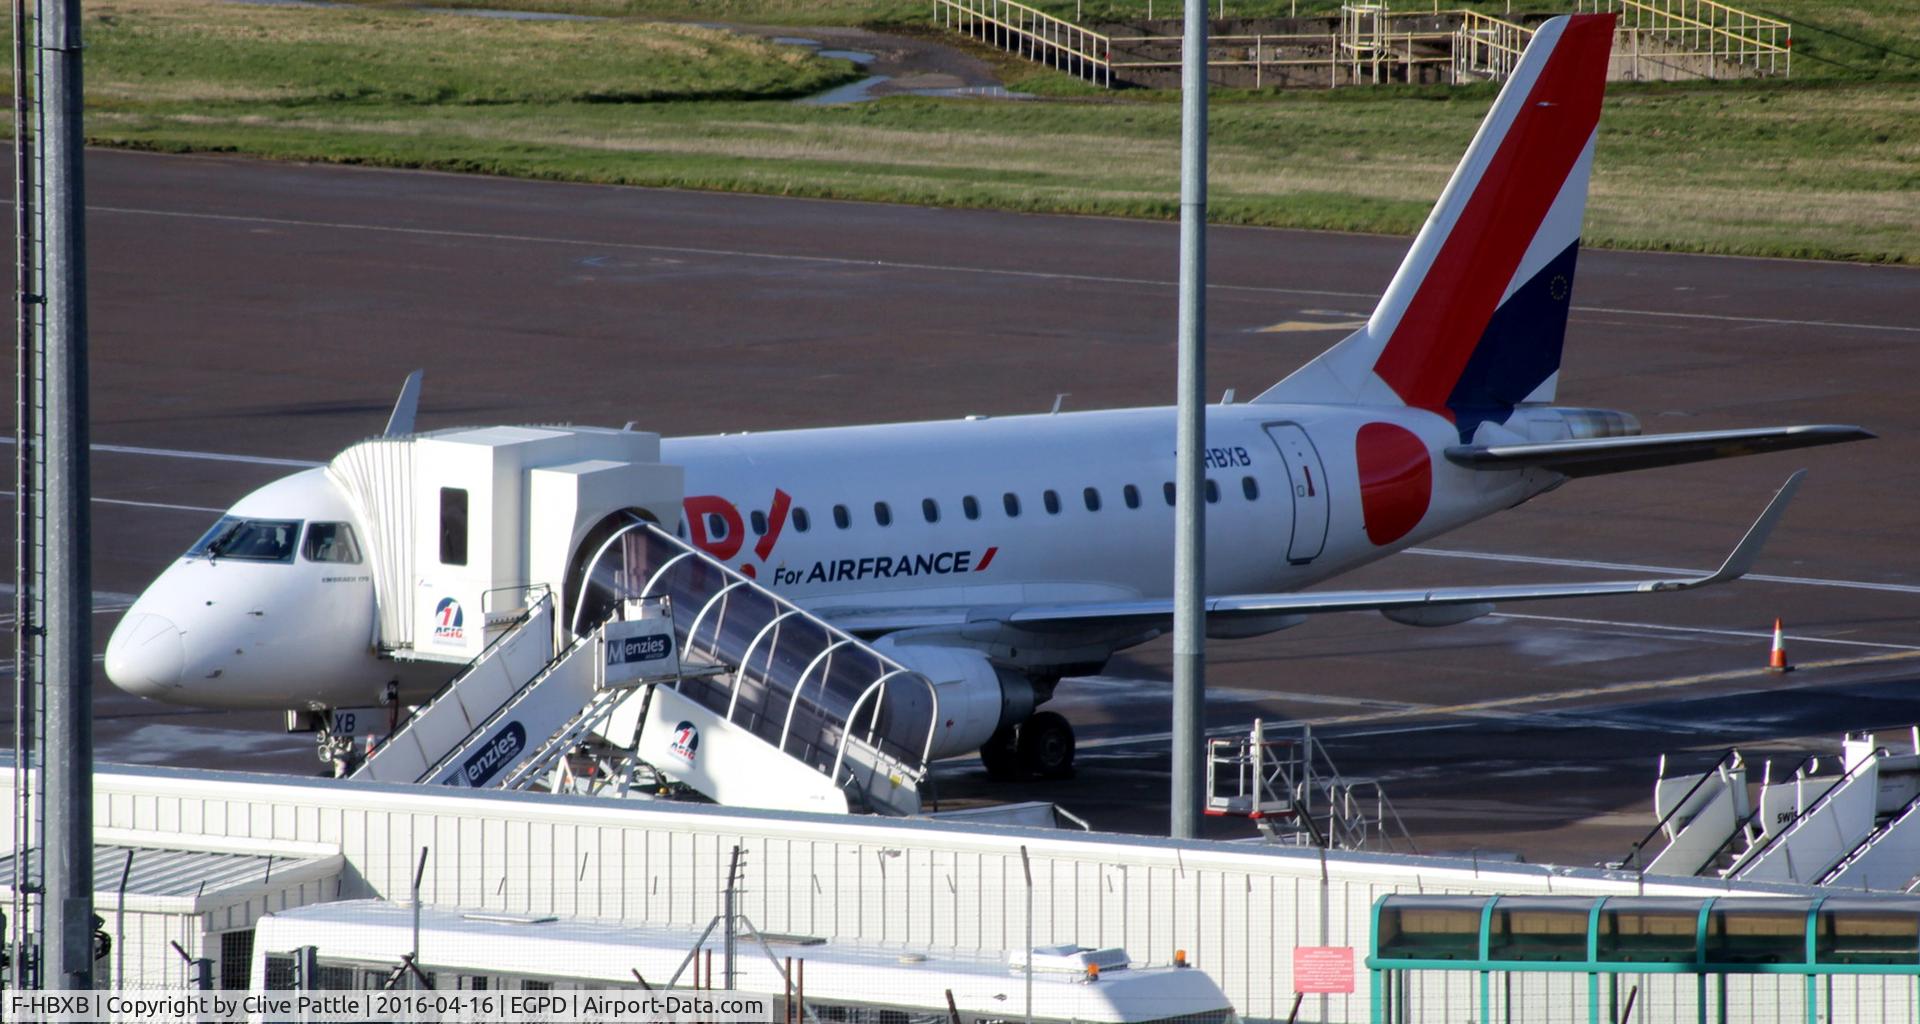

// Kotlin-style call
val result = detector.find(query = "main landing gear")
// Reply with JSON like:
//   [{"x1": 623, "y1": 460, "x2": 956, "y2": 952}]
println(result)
[{"x1": 980, "y1": 710, "x2": 1076, "y2": 781}]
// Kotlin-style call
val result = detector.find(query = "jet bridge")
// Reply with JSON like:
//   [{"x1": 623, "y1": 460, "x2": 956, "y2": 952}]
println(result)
[{"x1": 354, "y1": 524, "x2": 938, "y2": 817}]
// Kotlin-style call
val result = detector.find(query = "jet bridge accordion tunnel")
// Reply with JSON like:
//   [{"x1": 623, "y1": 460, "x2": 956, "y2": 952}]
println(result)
[{"x1": 1367, "y1": 894, "x2": 1920, "y2": 1024}]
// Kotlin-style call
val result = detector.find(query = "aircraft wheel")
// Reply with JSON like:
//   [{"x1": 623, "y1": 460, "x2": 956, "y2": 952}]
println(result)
[
  {"x1": 1017, "y1": 711, "x2": 1076, "y2": 779},
  {"x1": 980, "y1": 725, "x2": 1022, "y2": 780}
]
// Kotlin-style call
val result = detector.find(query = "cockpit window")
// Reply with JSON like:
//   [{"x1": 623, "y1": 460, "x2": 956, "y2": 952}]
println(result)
[
  {"x1": 190, "y1": 516, "x2": 302, "y2": 563},
  {"x1": 302, "y1": 522, "x2": 364, "y2": 564}
]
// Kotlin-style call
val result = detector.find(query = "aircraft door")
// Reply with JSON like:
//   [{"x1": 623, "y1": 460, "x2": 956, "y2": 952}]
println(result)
[{"x1": 1264, "y1": 423, "x2": 1328, "y2": 563}]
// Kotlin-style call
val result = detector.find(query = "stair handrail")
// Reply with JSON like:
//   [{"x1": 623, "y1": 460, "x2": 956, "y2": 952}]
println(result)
[
  {"x1": 932, "y1": 0, "x2": 1113, "y2": 86},
  {"x1": 1695, "y1": 753, "x2": 1818, "y2": 874},
  {"x1": 1815, "y1": 782, "x2": 1920, "y2": 886},
  {"x1": 1727, "y1": 746, "x2": 1887, "y2": 879},
  {"x1": 413, "y1": 632, "x2": 592, "y2": 785},
  {"x1": 1616, "y1": 747, "x2": 1742, "y2": 872},
  {"x1": 1577, "y1": 0, "x2": 1791, "y2": 75},
  {"x1": 356, "y1": 586, "x2": 552, "y2": 767},
  {"x1": 497, "y1": 687, "x2": 628, "y2": 791},
  {"x1": 633, "y1": 523, "x2": 939, "y2": 781},
  {"x1": 1453, "y1": 9, "x2": 1534, "y2": 81}
]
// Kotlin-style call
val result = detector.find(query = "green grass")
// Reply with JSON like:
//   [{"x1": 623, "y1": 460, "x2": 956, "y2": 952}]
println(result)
[
  {"x1": 41, "y1": 0, "x2": 1920, "y2": 265},
  {"x1": 85, "y1": 0, "x2": 861, "y2": 105}
]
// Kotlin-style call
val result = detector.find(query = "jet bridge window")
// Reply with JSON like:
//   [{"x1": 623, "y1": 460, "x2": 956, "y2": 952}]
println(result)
[
  {"x1": 301, "y1": 522, "x2": 363, "y2": 564},
  {"x1": 439, "y1": 487, "x2": 468, "y2": 566},
  {"x1": 190, "y1": 516, "x2": 303, "y2": 563}
]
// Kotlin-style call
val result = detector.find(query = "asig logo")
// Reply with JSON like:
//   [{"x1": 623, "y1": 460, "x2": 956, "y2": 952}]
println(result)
[
  {"x1": 667, "y1": 720, "x2": 699, "y2": 767},
  {"x1": 434, "y1": 597, "x2": 465, "y2": 642}
]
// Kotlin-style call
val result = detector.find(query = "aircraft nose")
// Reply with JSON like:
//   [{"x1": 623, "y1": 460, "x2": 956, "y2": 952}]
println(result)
[{"x1": 105, "y1": 612, "x2": 187, "y2": 697}]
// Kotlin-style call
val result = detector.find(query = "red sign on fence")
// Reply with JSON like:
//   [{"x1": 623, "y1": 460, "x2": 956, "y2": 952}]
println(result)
[{"x1": 1292, "y1": 946, "x2": 1355, "y2": 994}]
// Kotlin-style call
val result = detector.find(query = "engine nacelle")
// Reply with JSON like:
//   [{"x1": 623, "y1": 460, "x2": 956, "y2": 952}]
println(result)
[
  {"x1": 1381, "y1": 602, "x2": 1495, "y2": 628},
  {"x1": 869, "y1": 638, "x2": 1034, "y2": 760}
]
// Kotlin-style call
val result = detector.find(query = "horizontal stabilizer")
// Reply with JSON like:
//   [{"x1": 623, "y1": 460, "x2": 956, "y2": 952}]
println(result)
[{"x1": 1445, "y1": 425, "x2": 1872, "y2": 478}]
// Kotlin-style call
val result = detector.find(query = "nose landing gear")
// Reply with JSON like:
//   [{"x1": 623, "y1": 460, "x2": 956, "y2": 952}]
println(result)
[{"x1": 980, "y1": 710, "x2": 1076, "y2": 780}]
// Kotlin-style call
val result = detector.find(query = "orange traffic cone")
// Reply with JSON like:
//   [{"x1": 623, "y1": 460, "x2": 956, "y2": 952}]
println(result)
[{"x1": 1769, "y1": 618, "x2": 1793, "y2": 672}]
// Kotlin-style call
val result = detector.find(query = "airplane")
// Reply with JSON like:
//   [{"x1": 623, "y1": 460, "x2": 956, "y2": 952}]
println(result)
[{"x1": 104, "y1": 13, "x2": 1869, "y2": 782}]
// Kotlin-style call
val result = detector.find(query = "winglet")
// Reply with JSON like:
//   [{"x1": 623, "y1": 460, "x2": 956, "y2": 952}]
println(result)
[
  {"x1": 1673, "y1": 470, "x2": 1806, "y2": 589},
  {"x1": 383, "y1": 370, "x2": 424, "y2": 438}
]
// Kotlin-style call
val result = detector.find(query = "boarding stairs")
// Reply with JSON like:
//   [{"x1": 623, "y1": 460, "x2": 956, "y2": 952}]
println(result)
[
  {"x1": 1205, "y1": 719, "x2": 1416, "y2": 852},
  {"x1": 354, "y1": 523, "x2": 940, "y2": 817},
  {"x1": 1618, "y1": 749, "x2": 1749, "y2": 876},
  {"x1": 1620, "y1": 731, "x2": 1920, "y2": 890}
]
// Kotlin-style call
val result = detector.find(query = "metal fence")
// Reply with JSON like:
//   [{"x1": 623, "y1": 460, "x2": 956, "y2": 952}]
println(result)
[
  {"x1": 934, "y1": 0, "x2": 1115, "y2": 86},
  {"x1": 1578, "y1": 0, "x2": 1791, "y2": 78},
  {"x1": 938, "y1": 1, "x2": 1792, "y2": 88}
]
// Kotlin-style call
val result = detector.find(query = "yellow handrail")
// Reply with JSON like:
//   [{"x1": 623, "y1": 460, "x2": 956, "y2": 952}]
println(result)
[
  {"x1": 1578, "y1": 0, "x2": 1791, "y2": 77},
  {"x1": 933, "y1": 0, "x2": 1114, "y2": 86}
]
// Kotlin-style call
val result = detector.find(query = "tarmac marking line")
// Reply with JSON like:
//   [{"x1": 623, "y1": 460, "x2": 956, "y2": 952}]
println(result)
[
  {"x1": 1306, "y1": 648, "x2": 1920, "y2": 728},
  {"x1": 0, "y1": 436, "x2": 322, "y2": 469},
  {"x1": 91, "y1": 206, "x2": 1920, "y2": 336},
  {"x1": 1408, "y1": 546, "x2": 1920, "y2": 595},
  {"x1": 1489, "y1": 612, "x2": 1920, "y2": 651},
  {"x1": 1067, "y1": 649, "x2": 1920, "y2": 754}
]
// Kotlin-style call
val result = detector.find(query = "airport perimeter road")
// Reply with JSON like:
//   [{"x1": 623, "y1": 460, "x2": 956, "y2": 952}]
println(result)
[{"x1": 42, "y1": 148, "x2": 1920, "y2": 861}]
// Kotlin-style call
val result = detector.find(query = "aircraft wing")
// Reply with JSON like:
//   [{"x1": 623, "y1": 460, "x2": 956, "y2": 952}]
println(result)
[
  {"x1": 1445, "y1": 425, "x2": 1870, "y2": 478},
  {"x1": 827, "y1": 472, "x2": 1804, "y2": 637}
]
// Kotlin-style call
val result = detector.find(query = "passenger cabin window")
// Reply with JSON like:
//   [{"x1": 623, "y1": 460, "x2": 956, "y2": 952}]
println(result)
[
  {"x1": 962, "y1": 496, "x2": 980, "y2": 520},
  {"x1": 833, "y1": 504, "x2": 851, "y2": 530},
  {"x1": 1083, "y1": 487, "x2": 1101, "y2": 512},
  {"x1": 705, "y1": 513, "x2": 730, "y2": 540},
  {"x1": 1124, "y1": 484, "x2": 1141, "y2": 509},
  {"x1": 1242, "y1": 476, "x2": 1260, "y2": 500},
  {"x1": 874, "y1": 501, "x2": 893, "y2": 527},
  {"x1": 1205, "y1": 479, "x2": 1220, "y2": 504},
  {"x1": 793, "y1": 507, "x2": 811, "y2": 533},
  {"x1": 922, "y1": 498, "x2": 940, "y2": 524},
  {"x1": 302, "y1": 522, "x2": 363, "y2": 564},
  {"x1": 750, "y1": 510, "x2": 768, "y2": 536},
  {"x1": 1043, "y1": 490, "x2": 1061, "y2": 515},
  {"x1": 440, "y1": 487, "x2": 468, "y2": 566},
  {"x1": 191, "y1": 516, "x2": 303, "y2": 563},
  {"x1": 1163, "y1": 482, "x2": 1176, "y2": 507},
  {"x1": 1003, "y1": 493, "x2": 1021, "y2": 517}
]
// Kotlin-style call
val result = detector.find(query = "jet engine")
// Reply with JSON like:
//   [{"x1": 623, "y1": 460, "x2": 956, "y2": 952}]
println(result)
[{"x1": 868, "y1": 638, "x2": 1035, "y2": 761}]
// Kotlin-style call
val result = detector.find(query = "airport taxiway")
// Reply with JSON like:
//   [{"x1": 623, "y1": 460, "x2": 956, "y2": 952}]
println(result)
[{"x1": 35, "y1": 147, "x2": 1920, "y2": 864}]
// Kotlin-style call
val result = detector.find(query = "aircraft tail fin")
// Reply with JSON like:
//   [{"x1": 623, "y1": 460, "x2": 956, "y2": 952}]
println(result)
[{"x1": 1255, "y1": 14, "x2": 1616, "y2": 440}]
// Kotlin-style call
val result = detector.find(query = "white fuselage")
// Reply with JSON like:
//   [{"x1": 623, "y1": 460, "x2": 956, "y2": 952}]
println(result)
[
  {"x1": 105, "y1": 400, "x2": 1552, "y2": 712},
  {"x1": 666, "y1": 403, "x2": 1533, "y2": 611}
]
